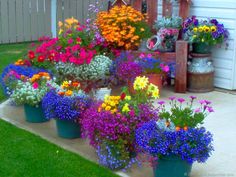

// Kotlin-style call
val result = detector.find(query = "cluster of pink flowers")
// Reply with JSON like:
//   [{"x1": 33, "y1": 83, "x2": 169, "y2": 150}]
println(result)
[{"x1": 158, "y1": 28, "x2": 179, "y2": 40}]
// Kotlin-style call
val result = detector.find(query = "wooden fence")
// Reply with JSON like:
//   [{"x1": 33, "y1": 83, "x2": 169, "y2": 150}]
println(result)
[
  {"x1": 0, "y1": 0, "x2": 52, "y2": 44},
  {"x1": 0, "y1": 0, "x2": 109, "y2": 44}
]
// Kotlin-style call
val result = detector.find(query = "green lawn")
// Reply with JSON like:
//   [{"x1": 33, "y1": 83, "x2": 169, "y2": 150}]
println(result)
[
  {"x1": 0, "y1": 119, "x2": 118, "y2": 177},
  {"x1": 0, "y1": 43, "x2": 30, "y2": 101}
]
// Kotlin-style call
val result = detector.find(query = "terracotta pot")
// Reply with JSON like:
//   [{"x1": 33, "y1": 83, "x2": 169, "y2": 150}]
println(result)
[
  {"x1": 145, "y1": 73, "x2": 163, "y2": 93},
  {"x1": 127, "y1": 80, "x2": 136, "y2": 95}
]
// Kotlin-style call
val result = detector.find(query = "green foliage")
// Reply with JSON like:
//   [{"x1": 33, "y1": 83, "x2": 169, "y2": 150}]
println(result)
[
  {"x1": 0, "y1": 119, "x2": 118, "y2": 177},
  {"x1": 154, "y1": 16, "x2": 183, "y2": 30}
]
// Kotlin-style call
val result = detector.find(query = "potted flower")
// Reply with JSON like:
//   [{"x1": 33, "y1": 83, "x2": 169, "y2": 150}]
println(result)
[
  {"x1": 42, "y1": 80, "x2": 92, "y2": 139},
  {"x1": 137, "y1": 53, "x2": 170, "y2": 93},
  {"x1": 10, "y1": 72, "x2": 51, "y2": 123},
  {"x1": 97, "y1": 5, "x2": 152, "y2": 50},
  {"x1": 150, "y1": 16, "x2": 182, "y2": 52},
  {"x1": 1, "y1": 63, "x2": 46, "y2": 96},
  {"x1": 55, "y1": 55, "x2": 112, "y2": 92},
  {"x1": 183, "y1": 16, "x2": 229, "y2": 54},
  {"x1": 81, "y1": 76, "x2": 159, "y2": 170},
  {"x1": 136, "y1": 96, "x2": 214, "y2": 177}
]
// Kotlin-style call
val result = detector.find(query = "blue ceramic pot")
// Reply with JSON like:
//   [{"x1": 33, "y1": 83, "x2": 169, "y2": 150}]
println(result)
[
  {"x1": 153, "y1": 155, "x2": 192, "y2": 177},
  {"x1": 55, "y1": 119, "x2": 81, "y2": 139},
  {"x1": 24, "y1": 104, "x2": 48, "y2": 123}
]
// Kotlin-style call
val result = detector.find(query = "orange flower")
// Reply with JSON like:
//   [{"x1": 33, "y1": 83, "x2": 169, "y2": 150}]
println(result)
[
  {"x1": 72, "y1": 82, "x2": 80, "y2": 87},
  {"x1": 65, "y1": 90, "x2": 73, "y2": 96},
  {"x1": 58, "y1": 92, "x2": 65, "y2": 96}
]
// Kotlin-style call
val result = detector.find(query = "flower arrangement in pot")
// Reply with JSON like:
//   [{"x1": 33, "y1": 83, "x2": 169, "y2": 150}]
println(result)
[
  {"x1": 0, "y1": 63, "x2": 46, "y2": 97},
  {"x1": 136, "y1": 96, "x2": 214, "y2": 177},
  {"x1": 137, "y1": 53, "x2": 170, "y2": 93},
  {"x1": 81, "y1": 76, "x2": 159, "y2": 170},
  {"x1": 183, "y1": 16, "x2": 229, "y2": 54},
  {"x1": 42, "y1": 80, "x2": 92, "y2": 139},
  {"x1": 97, "y1": 5, "x2": 152, "y2": 50},
  {"x1": 148, "y1": 16, "x2": 182, "y2": 52},
  {"x1": 10, "y1": 71, "x2": 52, "y2": 123}
]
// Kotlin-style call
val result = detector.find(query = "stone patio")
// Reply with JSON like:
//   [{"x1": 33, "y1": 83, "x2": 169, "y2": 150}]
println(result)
[{"x1": 0, "y1": 87, "x2": 236, "y2": 177}]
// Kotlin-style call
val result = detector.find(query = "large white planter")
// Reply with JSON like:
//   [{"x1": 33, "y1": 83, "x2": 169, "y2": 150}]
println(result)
[{"x1": 95, "y1": 88, "x2": 111, "y2": 101}]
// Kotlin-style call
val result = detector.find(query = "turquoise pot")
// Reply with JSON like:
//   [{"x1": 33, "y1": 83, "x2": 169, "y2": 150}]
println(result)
[
  {"x1": 153, "y1": 155, "x2": 192, "y2": 177},
  {"x1": 55, "y1": 119, "x2": 81, "y2": 139},
  {"x1": 24, "y1": 104, "x2": 48, "y2": 123},
  {"x1": 192, "y1": 43, "x2": 211, "y2": 54}
]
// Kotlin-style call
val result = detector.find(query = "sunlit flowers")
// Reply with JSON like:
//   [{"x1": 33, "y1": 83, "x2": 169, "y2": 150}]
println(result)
[
  {"x1": 133, "y1": 76, "x2": 149, "y2": 90},
  {"x1": 97, "y1": 5, "x2": 151, "y2": 49},
  {"x1": 99, "y1": 95, "x2": 120, "y2": 114}
]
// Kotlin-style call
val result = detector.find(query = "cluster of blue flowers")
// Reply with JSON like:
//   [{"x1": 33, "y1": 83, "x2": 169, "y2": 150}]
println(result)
[
  {"x1": 0, "y1": 64, "x2": 48, "y2": 95},
  {"x1": 96, "y1": 142, "x2": 139, "y2": 170},
  {"x1": 42, "y1": 91, "x2": 92, "y2": 121},
  {"x1": 138, "y1": 57, "x2": 161, "y2": 71},
  {"x1": 135, "y1": 121, "x2": 214, "y2": 164}
]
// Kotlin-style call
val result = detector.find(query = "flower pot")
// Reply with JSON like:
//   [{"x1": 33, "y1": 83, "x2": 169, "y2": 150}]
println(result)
[
  {"x1": 187, "y1": 53, "x2": 214, "y2": 92},
  {"x1": 24, "y1": 104, "x2": 48, "y2": 123},
  {"x1": 154, "y1": 155, "x2": 192, "y2": 177},
  {"x1": 95, "y1": 87, "x2": 112, "y2": 101},
  {"x1": 139, "y1": 39, "x2": 148, "y2": 52},
  {"x1": 127, "y1": 80, "x2": 136, "y2": 95},
  {"x1": 145, "y1": 73, "x2": 162, "y2": 93},
  {"x1": 55, "y1": 119, "x2": 81, "y2": 139},
  {"x1": 192, "y1": 43, "x2": 211, "y2": 54}
]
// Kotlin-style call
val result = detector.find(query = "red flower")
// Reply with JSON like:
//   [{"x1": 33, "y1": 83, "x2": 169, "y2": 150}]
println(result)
[
  {"x1": 76, "y1": 37, "x2": 81, "y2": 43},
  {"x1": 37, "y1": 55, "x2": 45, "y2": 62},
  {"x1": 120, "y1": 92, "x2": 126, "y2": 100},
  {"x1": 28, "y1": 50, "x2": 35, "y2": 60}
]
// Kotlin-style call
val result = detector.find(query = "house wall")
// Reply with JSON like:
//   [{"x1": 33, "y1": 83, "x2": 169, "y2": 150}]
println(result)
[{"x1": 158, "y1": 0, "x2": 236, "y2": 90}]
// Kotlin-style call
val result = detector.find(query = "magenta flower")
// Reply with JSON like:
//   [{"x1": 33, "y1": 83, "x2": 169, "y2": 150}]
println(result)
[
  {"x1": 194, "y1": 108, "x2": 201, "y2": 113},
  {"x1": 199, "y1": 100, "x2": 206, "y2": 105},
  {"x1": 158, "y1": 101, "x2": 165, "y2": 105},
  {"x1": 207, "y1": 106, "x2": 214, "y2": 113},
  {"x1": 177, "y1": 98, "x2": 185, "y2": 103},
  {"x1": 205, "y1": 100, "x2": 212, "y2": 105},
  {"x1": 32, "y1": 82, "x2": 39, "y2": 89},
  {"x1": 67, "y1": 38, "x2": 73, "y2": 44},
  {"x1": 169, "y1": 96, "x2": 176, "y2": 101},
  {"x1": 190, "y1": 96, "x2": 197, "y2": 100}
]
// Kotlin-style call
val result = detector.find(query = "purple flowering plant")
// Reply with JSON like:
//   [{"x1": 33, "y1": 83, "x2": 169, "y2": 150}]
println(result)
[
  {"x1": 158, "y1": 96, "x2": 214, "y2": 129},
  {"x1": 183, "y1": 16, "x2": 229, "y2": 46},
  {"x1": 81, "y1": 92, "x2": 158, "y2": 170}
]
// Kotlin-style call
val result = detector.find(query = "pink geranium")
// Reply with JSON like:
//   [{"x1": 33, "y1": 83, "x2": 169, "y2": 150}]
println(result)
[{"x1": 32, "y1": 82, "x2": 39, "y2": 89}]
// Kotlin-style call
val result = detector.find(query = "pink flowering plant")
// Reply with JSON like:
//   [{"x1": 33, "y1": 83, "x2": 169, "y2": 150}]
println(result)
[
  {"x1": 81, "y1": 80, "x2": 159, "y2": 170},
  {"x1": 158, "y1": 96, "x2": 214, "y2": 130}
]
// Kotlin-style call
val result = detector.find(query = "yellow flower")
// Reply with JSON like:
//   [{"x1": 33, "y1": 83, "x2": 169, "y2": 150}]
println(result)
[
  {"x1": 122, "y1": 103, "x2": 130, "y2": 113},
  {"x1": 152, "y1": 90, "x2": 160, "y2": 99},
  {"x1": 98, "y1": 107, "x2": 102, "y2": 113},
  {"x1": 201, "y1": 38, "x2": 205, "y2": 42},
  {"x1": 58, "y1": 21, "x2": 63, "y2": 28},
  {"x1": 140, "y1": 28, "x2": 145, "y2": 32},
  {"x1": 211, "y1": 26, "x2": 217, "y2": 32},
  {"x1": 193, "y1": 27, "x2": 198, "y2": 33},
  {"x1": 133, "y1": 76, "x2": 149, "y2": 90},
  {"x1": 125, "y1": 96, "x2": 131, "y2": 101},
  {"x1": 193, "y1": 35, "x2": 197, "y2": 39},
  {"x1": 204, "y1": 26, "x2": 210, "y2": 33},
  {"x1": 102, "y1": 103, "x2": 106, "y2": 108},
  {"x1": 105, "y1": 106, "x2": 111, "y2": 111},
  {"x1": 62, "y1": 81, "x2": 70, "y2": 88},
  {"x1": 65, "y1": 90, "x2": 73, "y2": 96},
  {"x1": 58, "y1": 29, "x2": 63, "y2": 35},
  {"x1": 198, "y1": 26, "x2": 203, "y2": 32}
]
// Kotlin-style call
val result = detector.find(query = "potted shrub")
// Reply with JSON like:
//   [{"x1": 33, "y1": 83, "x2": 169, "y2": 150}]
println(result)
[
  {"x1": 137, "y1": 53, "x2": 170, "y2": 93},
  {"x1": 81, "y1": 76, "x2": 159, "y2": 170},
  {"x1": 97, "y1": 5, "x2": 152, "y2": 50},
  {"x1": 150, "y1": 16, "x2": 182, "y2": 52},
  {"x1": 42, "y1": 80, "x2": 92, "y2": 139},
  {"x1": 10, "y1": 72, "x2": 51, "y2": 123},
  {"x1": 136, "y1": 96, "x2": 214, "y2": 177},
  {"x1": 183, "y1": 16, "x2": 229, "y2": 54}
]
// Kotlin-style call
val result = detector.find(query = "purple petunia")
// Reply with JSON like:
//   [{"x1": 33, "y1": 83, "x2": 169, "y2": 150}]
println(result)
[{"x1": 177, "y1": 98, "x2": 185, "y2": 103}]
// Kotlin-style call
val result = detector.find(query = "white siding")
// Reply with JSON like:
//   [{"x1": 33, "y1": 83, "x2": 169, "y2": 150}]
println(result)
[
  {"x1": 157, "y1": 0, "x2": 236, "y2": 90},
  {"x1": 190, "y1": 0, "x2": 236, "y2": 90}
]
